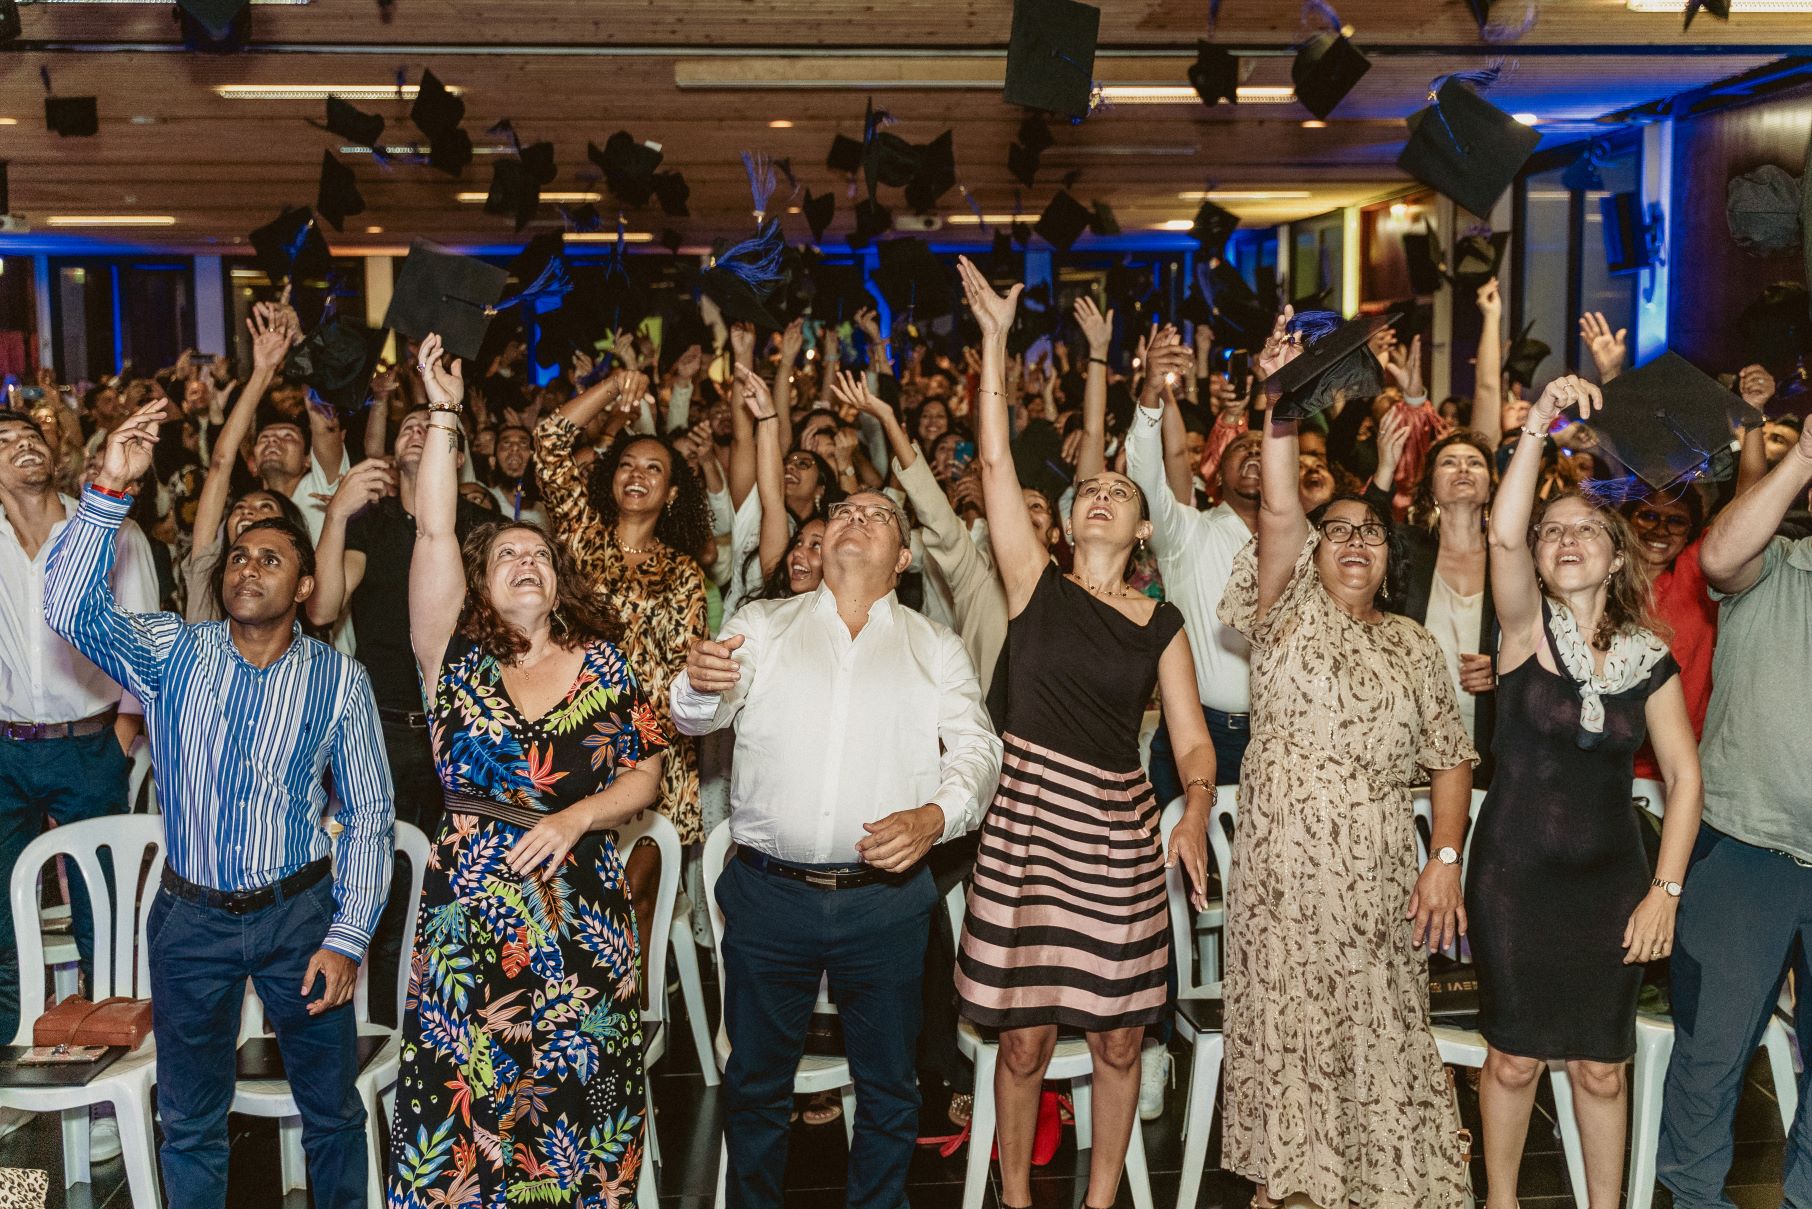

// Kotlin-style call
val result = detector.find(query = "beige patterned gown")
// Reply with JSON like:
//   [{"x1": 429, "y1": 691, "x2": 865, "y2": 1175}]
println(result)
[{"x1": 1215, "y1": 533, "x2": 1478, "y2": 1209}]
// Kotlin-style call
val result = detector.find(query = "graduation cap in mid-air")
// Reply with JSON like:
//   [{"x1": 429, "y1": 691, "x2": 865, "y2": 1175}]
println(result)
[
  {"x1": 249, "y1": 206, "x2": 333, "y2": 289},
  {"x1": 176, "y1": 0, "x2": 250, "y2": 50},
  {"x1": 323, "y1": 95, "x2": 384, "y2": 151},
  {"x1": 1586, "y1": 351, "x2": 1758, "y2": 499},
  {"x1": 591, "y1": 132, "x2": 662, "y2": 207},
  {"x1": 700, "y1": 219, "x2": 790, "y2": 331},
  {"x1": 1035, "y1": 190, "x2": 1093, "y2": 252},
  {"x1": 1189, "y1": 42, "x2": 1240, "y2": 107},
  {"x1": 1270, "y1": 310, "x2": 1397, "y2": 421},
  {"x1": 1008, "y1": 140, "x2": 1043, "y2": 189},
  {"x1": 1449, "y1": 230, "x2": 1511, "y2": 290},
  {"x1": 1398, "y1": 73, "x2": 1541, "y2": 220},
  {"x1": 1503, "y1": 321, "x2": 1551, "y2": 389},
  {"x1": 802, "y1": 191, "x2": 836, "y2": 244},
  {"x1": 1403, "y1": 222, "x2": 1447, "y2": 295},
  {"x1": 848, "y1": 198, "x2": 892, "y2": 248},
  {"x1": 383, "y1": 239, "x2": 510, "y2": 361},
  {"x1": 827, "y1": 133, "x2": 865, "y2": 176},
  {"x1": 873, "y1": 237, "x2": 954, "y2": 320},
  {"x1": 314, "y1": 152, "x2": 365, "y2": 232},
  {"x1": 1192, "y1": 199, "x2": 1240, "y2": 259},
  {"x1": 1003, "y1": 0, "x2": 1100, "y2": 121},
  {"x1": 1292, "y1": 18, "x2": 1371, "y2": 121},
  {"x1": 904, "y1": 131, "x2": 956, "y2": 213},
  {"x1": 285, "y1": 315, "x2": 385, "y2": 415},
  {"x1": 45, "y1": 95, "x2": 98, "y2": 138},
  {"x1": 409, "y1": 69, "x2": 472, "y2": 177}
]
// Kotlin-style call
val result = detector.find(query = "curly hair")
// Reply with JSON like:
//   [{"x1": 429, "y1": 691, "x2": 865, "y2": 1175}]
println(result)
[
  {"x1": 1308, "y1": 492, "x2": 1405, "y2": 610},
  {"x1": 1530, "y1": 492, "x2": 1663, "y2": 648},
  {"x1": 1407, "y1": 429, "x2": 1498, "y2": 531},
  {"x1": 456, "y1": 521, "x2": 621, "y2": 661},
  {"x1": 584, "y1": 432, "x2": 715, "y2": 564}
]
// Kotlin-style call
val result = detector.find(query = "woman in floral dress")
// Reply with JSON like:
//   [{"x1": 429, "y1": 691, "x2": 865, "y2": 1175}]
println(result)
[{"x1": 388, "y1": 334, "x2": 666, "y2": 1208}]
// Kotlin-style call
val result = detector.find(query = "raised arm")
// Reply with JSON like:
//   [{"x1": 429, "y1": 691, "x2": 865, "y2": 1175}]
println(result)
[
  {"x1": 1073, "y1": 297, "x2": 1114, "y2": 481},
  {"x1": 956, "y1": 256, "x2": 1045, "y2": 613},
  {"x1": 772, "y1": 318, "x2": 804, "y2": 453},
  {"x1": 1579, "y1": 311, "x2": 1628, "y2": 386},
  {"x1": 408, "y1": 333, "x2": 469, "y2": 683},
  {"x1": 537, "y1": 367, "x2": 645, "y2": 541},
  {"x1": 734, "y1": 365, "x2": 791, "y2": 579},
  {"x1": 1490, "y1": 375, "x2": 1602, "y2": 661},
  {"x1": 726, "y1": 323, "x2": 760, "y2": 507},
  {"x1": 1733, "y1": 364, "x2": 1777, "y2": 499},
  {"x1": 1473, "y1": 279, "x2": 1504, "y2": 454},
  {"x1": 305, "y1": 457, "x2": 395, "y2": 628},
  {"x1": 190, "y1": 306, "x2": 287, "y2": 550},
  {"x1": 1255, "y1": 308, "x2": 1310, "y2": 617},
  {"x1": 1702, "y1": 413, "x2": 1812, "y2": 593}
]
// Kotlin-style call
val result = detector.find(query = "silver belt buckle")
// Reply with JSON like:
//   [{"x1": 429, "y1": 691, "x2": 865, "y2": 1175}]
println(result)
[{"x1": 804, "y1": 869, "x2": 839, "y2": 889}]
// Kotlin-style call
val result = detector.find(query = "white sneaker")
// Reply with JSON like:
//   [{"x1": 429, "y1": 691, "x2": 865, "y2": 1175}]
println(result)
[
  {"x1": 88, "y1": 1117, "x2": 121, "y2": 1164},
  {"x1": 1137, "y1": 1044, "x2": 1171, "y2": 1121}
]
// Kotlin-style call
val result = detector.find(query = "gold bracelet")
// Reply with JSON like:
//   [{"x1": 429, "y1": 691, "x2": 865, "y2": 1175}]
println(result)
[
  {"x1": 427, "y1": 402, "x2": 462, "y2": 414},
  {"x1": 1185, "y1": 777, "x2": 1214, "y2": 795}
]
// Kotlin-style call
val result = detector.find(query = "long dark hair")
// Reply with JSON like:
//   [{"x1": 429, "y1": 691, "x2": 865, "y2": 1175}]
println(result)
[
  {"x1": 1308, "y1": 492, "x2": 1405, "y2": 609},
  {"x1": 750, "y1": 516, "x2": 826, "y2": 601},
  {"x1": 456, "y1": 521, "x2": 621, "y2": 661},
  {"x1": 585, "y1": 431, "x2": 714, "y2": 563}
]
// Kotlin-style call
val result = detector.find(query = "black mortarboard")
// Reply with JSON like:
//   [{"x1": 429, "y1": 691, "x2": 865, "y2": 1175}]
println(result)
[
  {"x1": 659, "y1": 228, "x2": 685, "y2": 254},
  {"x1": 519, "y1": 141, "x2": 556, "y2": 187},
  {"x1": 45, "y1": 96, "x2": 98, "y2": 138},
  {"x1": 827, "y1": 133, "x2": 865, "y2": 175},
  {"x1": 1450, "y1": 230, "x2": 1510, "y2": 290},
  {"x1": 1683, "y1": 0, "x2": 1729, "y2": 30},
  {"x1": 1503, "y1": 321, "x2": 1550, "y2": 388},
  {"x1": 410, "y1": 71, "x2": 470, "y2": 177},
  {"x1": 1389, "y1": 298, "x2": 1431, "y2": 345},
  {"x1": 700, "y1": 220, "x2": 789, "y2": 331},
  {"x1": 863, "y1": 130, "x2": 921, "y2": 202},
  {"x1": 1192, "y1": 199, "x2": 1239, "y2": 259},
  {"x1": 1190, "y1": 42, "x2": 1240, "y2": 107},
  {"x1": 324, "y1": 96, "x2": 384, "y2": 150},
  {"x1": 384, "y1": 239, "x2": 509, "y2": 361},
  {"x1": 1035, "y1": 190, "x2": 1092, "y2": 252},
  {"x1": 426, "y1": 126, "x2": 472, "y2": 177},
  {"x1": 810, "y1": 261, "x2": 875, "y2": 325},
  {"x1": 592, "y1": 132, "x2": 662, "y2": 207},
  {"x1": 1398, "y1": 78, "x2": 1541, "y2": 220},
  {"x1": 803, "y1": 190, "x2": 835, "y2": 243},
  {"x1": 653, "y1": 172, "x2": 690, "y2": 218},
  {"x1": 1292, "y1": 31, "x2": 1370, "y2": 121},
  {"x1": 1008, "y1": 141, "x2": 1043, "y2": 189},
  {"x1": 249, "y1": 206, "x2": 332, "y2": 288},
  {"x1": 285, "y1": 316, "x2": 383, "y2": 415},
  {"x1": 177, "y1": 0, "x2": 246, "y2": 37},
  {"x1": 1089, "y1": 200, "x2": 1119, "y2": 237},
  {"x1": 662, "y1": 301, "x2": 713, "y2": 370},
  {"x1": 1588, "y1": 351, "x2": 1756, "y2": 494},
  {"x1": 849, "y1": 198, "x2": 892, "y2": 247},
  {"x1": 485, "y1": 158, "x2": 539, "y2": 232},
  {"x1": 904, "y1": 131, "x2": 956, "y2": 212},
  {"x1": 1404, "y1": 222, "x2": 1446, "y2": 295},
  {"x1": 1725, "y1": 165, "x2": 1801, "y2": 256},
  {"x1": 1003, "y1": 0, "x2": 1100, "y2": 121},
  {"x1": 1018, "y1": 113, "x2": 1055, "y2": 155},
  {"x1": 1270, "y1": 311, "x2": 1395, "y2": 421},
  {"x1": 873, "y1": 238, "x2": 953, "y2": 318},
  {"x1": 984, "y1": 230, "x2": 1021, "y2": 286},
  {"x1": 1203, "y1": 260, "x2": 1272, "y2": 351},
  {"x1": 1007, "y1": 282, "x2": 1057, "y2": 355},
  {"x1": 314, "y1": 152, "x2": 365, "y2": 232}
]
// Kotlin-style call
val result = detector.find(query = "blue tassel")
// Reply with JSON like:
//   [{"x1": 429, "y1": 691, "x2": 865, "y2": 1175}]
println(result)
[
  {"x1": 1301, "y1": 0, "x2": 1345, "y2": 32},
  {"x1": 713, "y1": 219, "x2": 786, "y2": 295},
  {"x1": 741, "y1": 151, "x2": 778, "y2": 224},
  {"x1": 1441, "y1": 59, "x2": 1511, "y2": 93},
  {"x1": 490, "y1": 258, "x2": 572, "y2": 315},
  {"x1": 1578, "y1": 474, "x2": 1651, "y2": 506},
  {"x1": 1287, "y1": 309, "x2": 1342, "y2": 345}
]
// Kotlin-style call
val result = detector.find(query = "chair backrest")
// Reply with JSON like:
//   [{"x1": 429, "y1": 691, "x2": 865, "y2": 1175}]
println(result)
[
  {"x1": 126, "y1": 736, "x2": 156, "y2": 815},
  {"x1": 615, "y1": 810, "x2": 681, "y2": 1028},
  {"x1": 1632, "y1": 777, "x2": 1666, "y2": 821},
  {"x1": 237, "y1": 820, "x2": 432, "y2": 1038},
  {"x1": 703, "y1": 821, "x2": 735, "y2": 1020},
  {"x1": 1160, "y1": 796, "x2": 1223, "y2": 999},
  {"x1": 7, "y1": 815, "x2": 167, "y2": 1046},
  {"x1": 1206, "y1": 785, "x2": 1237, "y2": 918}
]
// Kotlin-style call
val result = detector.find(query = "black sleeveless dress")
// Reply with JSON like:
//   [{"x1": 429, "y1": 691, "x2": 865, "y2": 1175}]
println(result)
[{"x1": 1466, "y1": 611, "x2": 1679, "y2": 1062}]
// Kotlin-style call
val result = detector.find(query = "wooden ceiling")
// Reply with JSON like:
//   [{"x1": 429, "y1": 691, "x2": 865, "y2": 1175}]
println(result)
[{"x1": 0, "y1": 0, "x2": 1801, "y2": 253}]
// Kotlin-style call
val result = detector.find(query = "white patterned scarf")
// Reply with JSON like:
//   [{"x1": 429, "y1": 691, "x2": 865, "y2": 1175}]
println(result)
[{"x1": 1546, "y1": 601, "x2": 1669, "y2": 749}]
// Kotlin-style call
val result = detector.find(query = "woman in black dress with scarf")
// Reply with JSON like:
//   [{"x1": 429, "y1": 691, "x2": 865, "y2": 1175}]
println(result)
[
  {"x1": 949, "y1": 261, "x2": 1216, "y2": 1209},
  {"x1": 1474, "y1": 372, "x2": 1702, "y2": 1209}
]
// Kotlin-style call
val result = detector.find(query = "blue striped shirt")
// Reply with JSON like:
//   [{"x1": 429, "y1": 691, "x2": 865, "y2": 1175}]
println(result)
[{"x1": 43, "y1": 488, "x2": 394, "y2": 962}]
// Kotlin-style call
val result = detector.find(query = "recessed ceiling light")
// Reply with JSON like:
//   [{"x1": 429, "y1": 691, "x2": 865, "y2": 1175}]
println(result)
[
  {"x1": 1512, "y1": 112, "x2": 1540, "y2": 125},
  {"x1": 364, "y1": 225, "x2": 385, "y2": 234},
  {"x1": 1156, "y1": 219, "x2": 1197, "y2": 231},
  {"x1": 1099, "y1": 85, "x2": 1296, "y2": 105},
  {"x1": 1177, "y1": 190, "x2": 1313, "y2": 201},
  {"x1": 46, "y1": 215, "x2": 177, "y2": 227},
  {"x1": 455, "y1": 191, "x2": 602, "y2": 204},
  {"x1": 1301, "y1": 120, "x2": 1328, "y2": 129},
  {"x1": 214, "y1": 84, "x2": 457, "y2": 101},
  {"x1": 769, "y1": 119, "x2": 795, "y2": 129},
  {"x1": 785, "y1": 205, "x2": 802, "y2": 214}
]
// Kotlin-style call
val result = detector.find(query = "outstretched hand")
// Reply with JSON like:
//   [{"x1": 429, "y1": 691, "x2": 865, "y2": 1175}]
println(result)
[
  {"x1": 733, "y1": 364, "x2": 775, "y2": 420},
  {"x1": 416, "y1": 333, "x2": 465, "y2": 412},
  {"x1": 1255, "y1": 306, "x2": 1299, "y2": 383},
  {"x1": 94, "y1": 398, "x2": 169, "y2": 495},
  {"x1": 955, "y1": 256, "x2": 1021, "y2": 342}
]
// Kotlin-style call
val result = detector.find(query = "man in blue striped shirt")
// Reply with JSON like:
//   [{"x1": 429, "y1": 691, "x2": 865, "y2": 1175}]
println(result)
[{"x1": 43, "y1": 400, "x2": 393, "y2": 1209}]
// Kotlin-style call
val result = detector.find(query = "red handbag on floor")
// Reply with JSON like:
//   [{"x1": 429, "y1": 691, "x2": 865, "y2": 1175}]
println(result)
[{"x1": 916, "y1": 1088, "x2": 1070, "y2": 1166}]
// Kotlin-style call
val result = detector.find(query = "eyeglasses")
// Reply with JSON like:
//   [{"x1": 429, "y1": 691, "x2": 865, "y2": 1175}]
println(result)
[
  {"x1": 1629, "y1": 508, "x2": 1691, "y2": 536},
  {"x1": 784, "y1": 453, "x2": 818, "y2": 471},
  {"x1": 827, "y1": 501, "x2": 900, "y2": 530},
  {"x1": 1319, "y1": 520, "x2": 1388, "y2": 546},
  {"x1": 1533, "y1": 519, "x2": 1611, "y2": 545}
]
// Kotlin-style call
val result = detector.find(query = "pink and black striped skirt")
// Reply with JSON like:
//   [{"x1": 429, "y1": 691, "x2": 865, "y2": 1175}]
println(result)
[{"x1": 954, "y1": 733, "x2": 1171, "y2": 1033}]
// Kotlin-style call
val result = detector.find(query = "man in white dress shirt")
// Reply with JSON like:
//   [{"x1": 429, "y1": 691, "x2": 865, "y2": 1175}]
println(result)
[{"x1": 672, "y1": 488, "x2": 1002, "y2": 1209}]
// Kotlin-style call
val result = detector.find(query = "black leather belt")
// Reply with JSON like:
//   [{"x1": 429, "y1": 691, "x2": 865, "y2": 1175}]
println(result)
[
  {"x1": 736, "y1": 847, "x2": 905, "y2": 890},
  {"x1": 0, "y1": 709, "x2": 118, "y2": 741},
  {"x1": 161, "y1": 859, "x2": 330, "y2": 916},
  {"x1": 378, "y1": 707, "x2": 429, "y2": 729},
  {"x1": 1205, "y1": 707, "x2": 1250, "y2": 732}
]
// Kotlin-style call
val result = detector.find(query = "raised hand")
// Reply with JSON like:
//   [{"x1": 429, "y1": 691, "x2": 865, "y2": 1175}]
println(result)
[
  {"x1": 830, "y1": 369, "x2": 887, "y2": 418},
  {"x1": 248, "y1": 304, "x2": 290, "y2": 374},
  {"x1": 1737, "y1": 363, "x2": 1776, "y2": 411},
  {"x1": 780, "y1": 317, "x2": 806, "y2": 363},
  {"x1": 729, "y1": 322, "x2": 756, "y2": 367},
  {"x1": 94, "y1": 398, "x2": 169, "y2": 494},
  {"x1": 854, "y1": 306, "x2": 883, "y2": 343},
  {"x1": 733, "y1": 364, "x2": 775, "y2": 420},
  {"x1": 686, "y1": 633, "x2": 745, "y2": 694},
  {"x1": 417, "y1": 333, "x2": 465, "y2": 412},
  {"x1": 326, "y1": 457, "x2": 398, "y2": 521},
  {"x1": 571, "y1": 349, "x2": 595, "y2": 384},
  {"x1": 1578, "y1": 311, "x2": 1628, "y2": 381},
  {"x1": 1073, "y1": 296, "x2": 1114, "y2": 358},
  {"x1": 1255, "y1": 306, "x2": 1299, "y2": 382},
  {"x1": 1139, "y1": 328, "x2": 1193, "y2": 409},
  {"x1": 1373, "y1": 405, "x2": 1411, "y2": 486},
  {"x1": 1476, "y1": 277, "x2": 1501, "y2": 318},
  {"x1": 1529, "y1": 373, "x2": 1603, "y2": 432},
  {"x1": 954, "y1": 256, "x2": 1022, "y2": 342},
  {"x1": 674, "y1": 344, "x2": 704, "y2": 381}
]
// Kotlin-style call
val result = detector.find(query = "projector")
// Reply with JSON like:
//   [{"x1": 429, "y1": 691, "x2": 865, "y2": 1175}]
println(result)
[
  {"x1": 0, "y1": 214, "x2": 30, "y2": 233},
  {"x1": 892, "y1": 214, "x2": 943, "y2": 233}
]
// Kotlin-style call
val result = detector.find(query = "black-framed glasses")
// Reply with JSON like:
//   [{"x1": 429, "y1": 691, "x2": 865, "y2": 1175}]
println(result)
[
  {"x1": 827, "y1": 501, "x2": 900, "y2": 530},
  {"x1": 1319, "y1": 520, "x2": 1388, "y2": 547},
  {"x1": 1629, "y1": 508, "x2": 1691, "y2": 536}
]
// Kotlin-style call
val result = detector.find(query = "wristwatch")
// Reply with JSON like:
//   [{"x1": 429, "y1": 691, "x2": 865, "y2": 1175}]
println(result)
[
  {"x1": 1435, "y1": 846, "x2": 1460, "y2": 867},
  {"x1": 1652, "y1": 877, "x2": 1683, "y2": 897}
]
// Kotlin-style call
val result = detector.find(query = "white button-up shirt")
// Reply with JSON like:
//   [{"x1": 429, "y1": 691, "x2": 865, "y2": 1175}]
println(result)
[
  {"x1": 0, "y1": 492, "x2": 156, "y2": 723},
  {"x1": 1125, "y1": 405, "x2": 1255, "y2": 714},
  {"x1": 670, "y1": 585, "x2": 1002, "y2": 864}
]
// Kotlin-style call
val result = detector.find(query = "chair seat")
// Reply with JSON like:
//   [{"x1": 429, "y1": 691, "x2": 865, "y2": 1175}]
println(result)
[
  {"x1": 1176, "y1": 994, "x2": 1223, "y2": 1035},
  {"x1": 233, "y1": 1028, "x2": 394, "y2": 1109},
  {"x1": 0, "y1": 1043, "x2": 157, "y2": 1112}
]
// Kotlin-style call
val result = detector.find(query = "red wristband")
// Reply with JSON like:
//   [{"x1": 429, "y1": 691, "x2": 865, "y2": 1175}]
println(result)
[{"x1": 88, "y1": 483, "x2": 132, "y2": 501}]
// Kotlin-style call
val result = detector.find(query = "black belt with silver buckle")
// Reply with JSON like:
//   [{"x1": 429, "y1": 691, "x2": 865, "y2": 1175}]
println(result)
[
  {"x1": 161, "y1": 858, "x2": 330, "y2": 916},
  {"x1": 1205, "y1": 707, "x2": 1250, "y2": 732},
  {"x1": 378, "y1": 707, "x2": 429, "y2": 729},
  {"x1": 0, "y1": 709, "x2": 119, "y2": 741},
  {"x1": 736, "y1": 847, "x2": 904, "y2": 890}
]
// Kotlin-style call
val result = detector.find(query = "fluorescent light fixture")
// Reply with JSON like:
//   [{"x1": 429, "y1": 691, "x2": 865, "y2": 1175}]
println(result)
[
  {"x1": 456, "y1": 191, "x2": 601, "y2": 204},
  {"x1": 46, "y1": 215, "x2": 177, "y2": 227},
  {"x1": 1512, "y1": 112, "x2": 1540, "y2": 125},
  {"x1": 1177, "y1": 190, "x2": 1313, "y2": 201},
  {"x1": 945, "y1": 214, "x2": 1019, "y2": 226},
  {"x1": 214, "y1": 84, "x2": 459, "y2": 101},
  {"x1": 0, "y1": 118, "x2": 17, "y2": 127},
  {"x1": 768, "y1": 119, "x2": 795, "y2": 129},
  {"x1": 1100, "y1": 85, "x2": 1296, "y2": 105},
  {"x1": 339, "y1": 144, "x2": 510, "y2": 158},
  {"x1": 1301, "y1": 119, "x2": 1328, "y2": 129},
  {"x1": 1627, "y1": 0, "x2": 1812, "y2": 9},
  {"x1": 1156, "y1": 219, "x2": 1197, "y2": 231},
  {"x1": 566, "y1": 232, "x2": 654, "y2": 244}
]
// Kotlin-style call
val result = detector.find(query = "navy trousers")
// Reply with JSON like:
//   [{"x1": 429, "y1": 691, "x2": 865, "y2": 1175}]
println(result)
[
  {"x1": 1147, "y1": 705, "x2": 1250, "y2": 805},
  {"x1": 716, "y1": 854, "x2": 935, "y2": 1209},
  {"x1": 1658, "y1": 826, "x2": 1812, "y2": 1208},
  {"x1": 148, "y1": 875, "x2": 368, "y2": 1209}
]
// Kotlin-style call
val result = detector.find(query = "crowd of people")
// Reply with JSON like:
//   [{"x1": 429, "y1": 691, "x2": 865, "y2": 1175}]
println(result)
[{"x1": 5, "y1": 250, "x2": 1812, "y2": 1209}]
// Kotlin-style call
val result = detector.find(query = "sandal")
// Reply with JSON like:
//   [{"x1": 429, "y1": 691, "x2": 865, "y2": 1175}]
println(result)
[
  {"x1": 800, "y1": 1092, "x2": 843, "y2": 1127},
  {"x1": 947, "y1": 1092, "x2": 973, "y2": 1129}
]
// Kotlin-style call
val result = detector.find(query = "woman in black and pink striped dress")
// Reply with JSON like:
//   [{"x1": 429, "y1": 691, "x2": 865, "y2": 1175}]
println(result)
[{"x1": 950, "y1": 259, "x2": 1217, "y2": 1209}]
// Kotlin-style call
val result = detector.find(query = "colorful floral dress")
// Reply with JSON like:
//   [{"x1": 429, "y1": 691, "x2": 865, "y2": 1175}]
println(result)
[{"x1": 386, "y1": 637, "x2": 666, "y2": 1209}]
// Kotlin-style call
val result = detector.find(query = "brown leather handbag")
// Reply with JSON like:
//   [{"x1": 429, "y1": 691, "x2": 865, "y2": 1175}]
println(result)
[{"x1": 32, "y1": 996, "x2": 153, "y2": 1051}]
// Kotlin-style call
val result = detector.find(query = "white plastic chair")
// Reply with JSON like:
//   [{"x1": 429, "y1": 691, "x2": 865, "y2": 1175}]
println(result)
[
  {"x1": 3, "y1": 815, "x2": 166, "y2": 1206},
  {"x1": 126, "y1": 735, "x2": 155, "y2": 815},
  {"x1": 1164, "y1": 791, "x2": 1229, "y2": 1209},
  {"x1": 702, "y1": 822, "x2": 856, "y2": 1209},
  {"x1": 1621, "y1": 778, "x2": 1799, "y2": 1209},
  {"x1": 945, "y1": 878, "x2": 1157, "y2": 1209},
  {"x1": 231, "y1": 821, "x2": 430, "y2": 1205},
  {"x1": 667, "y1": 898, "x2": 720, "y2": 1088},
  {"x1": 614, "y1": 811, "x2": 681, "y2": 1207}
]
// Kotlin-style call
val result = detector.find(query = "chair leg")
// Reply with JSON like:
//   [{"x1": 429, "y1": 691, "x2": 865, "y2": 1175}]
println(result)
[
  {"x1": 1124, "y1": 1112, "x2": 1155, "y2": 1209},
  {"x1": 963, "y1": 1047, "x2": 998, "y2": 1209},
  {"x1": 1625, "y1": 1021, "x2": 1674, "y2": 1209},
  {"x1": 279, "y1": 1115, "x2": 307, "y2": 1193},
  {"x1": 1545, "y1": 1063, "x2": 1591, "y2": 1209},
  {"x1": 714, "y1": 1131, "x2": 728, "y2": 1209},
  {"x1": 1071, "y1": 1075, "x2": 1092, "y2": 1151},
  {"x1": 1197, "y1": 933, "x2": 1219, "y2": 988},
  {"x1": 113, "y1": 1090, "x2": 161, "y2": 1209},
  {"x1": 1764, "y1": 1018, "x2": 1800, "y2": 1134},
  {"x1": 1175, "y1": 1035, "x2": 1223, "y2": 1209},
  {"x1": 638, "y1": 1078, "x2": 659, "y2": 1207},
  {"x1": 670, "y1": 924, "x2": 720, "y2": 1087},
  {"x1": 840, "y1": 1083, "x2": 857, "y2": 1147},
  {"x1": 60, "y1": 1106, "x2": 90, "y2": 1187},
  {"x1": 361, "y1": 1080, "x2": 386, "y2": 1208}
]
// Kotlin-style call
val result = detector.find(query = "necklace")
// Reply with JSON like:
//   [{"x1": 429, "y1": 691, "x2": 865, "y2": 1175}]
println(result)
[
  {"x1": 1070, "y1": 572, "x2": 1129, "y2": 599},
  {"x1": 616, "y1": 531, "x2": 660, "y2": 556}
]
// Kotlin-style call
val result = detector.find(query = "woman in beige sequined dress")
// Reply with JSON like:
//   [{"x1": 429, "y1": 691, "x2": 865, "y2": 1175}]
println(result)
[{"x1": 1215, "y1": 308, "x2": 1478, "y2": 1209}]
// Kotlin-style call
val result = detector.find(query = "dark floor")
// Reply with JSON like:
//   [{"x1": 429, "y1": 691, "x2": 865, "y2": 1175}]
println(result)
[{"x1": 0, "y1": 1020, "x2": 1796, "y2": 1208}]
